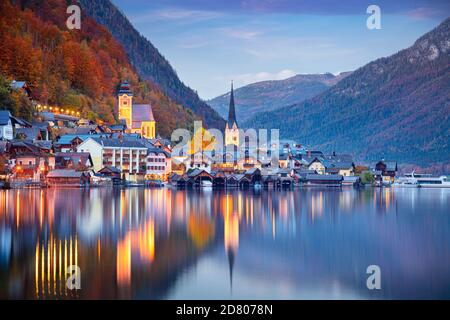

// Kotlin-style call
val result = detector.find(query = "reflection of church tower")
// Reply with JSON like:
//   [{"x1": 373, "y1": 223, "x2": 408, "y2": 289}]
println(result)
[
  {"x1": 225, "y1": 82, "x2": 239, "y2": 146},
  {"x1": 224, "y1": 212, "x2": 239, "y2": 292},
  {"x1": 118, "y1": 81, "x2": 133, "y2": 129}
]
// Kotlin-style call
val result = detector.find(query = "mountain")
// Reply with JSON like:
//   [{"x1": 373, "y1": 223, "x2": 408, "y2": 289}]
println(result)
[
  {"x1": 0, "y1": 0, "x2": 196, "y2": 137},
  {"x1": 244, "y1": 18, "x2": 450, "y2": 166},
  {"x1": 78, "y1": 0, "x2": 225, "y2": 130},
  {"x1": 208, "y1": 72, "x2": 350, "y2": 122}
]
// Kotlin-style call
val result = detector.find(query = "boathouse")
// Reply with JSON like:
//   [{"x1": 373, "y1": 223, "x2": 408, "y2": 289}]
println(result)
[{"x1": 305, "y1": 174, "x2": 343, "y2": 187}]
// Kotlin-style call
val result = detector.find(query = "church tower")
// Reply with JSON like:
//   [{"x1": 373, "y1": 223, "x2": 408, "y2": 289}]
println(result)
[
  {"x1": 118, "y1": 81, "x2": 133, "y2": 129},
  {"x1": 225, "y1": 82, "x2": 240, "y2": 146}
]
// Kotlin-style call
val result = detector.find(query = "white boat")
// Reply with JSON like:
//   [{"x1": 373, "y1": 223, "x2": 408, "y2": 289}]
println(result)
[
  {"x1": 201, "y1": 180, "x2": 213, "y2": 188},
  {"x1": 416, "y1": 175, "x2": 450, "y2": 188},
  {"x1": 393, "y1": 171, "x2": 450, "y2": 188}
]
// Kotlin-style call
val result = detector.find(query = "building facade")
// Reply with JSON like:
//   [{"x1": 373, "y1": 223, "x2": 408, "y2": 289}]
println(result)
[
  {"x1": 117, "y1": 82, "x2": 156, "y2": 139},
  {"x1": 145, "y1": 148, "x2": 172, "y2": 181},
  {"x1": 77, "y1": 138, "x2": 148, "y2": 181}
]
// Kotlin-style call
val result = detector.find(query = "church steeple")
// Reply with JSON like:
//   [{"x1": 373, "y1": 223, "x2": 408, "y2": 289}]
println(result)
[{"x1": 227, "y1": 81, "x2": 237, "y2": 128}]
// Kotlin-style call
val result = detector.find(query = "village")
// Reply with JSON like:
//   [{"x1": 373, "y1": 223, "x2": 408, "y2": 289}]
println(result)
[{"x1": 0, "y1": 80, "x2": 398, "y2": 190}]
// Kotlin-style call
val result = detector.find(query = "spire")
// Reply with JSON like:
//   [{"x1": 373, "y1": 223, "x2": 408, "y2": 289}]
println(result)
[{"x1": 227, "y1": 81, "x2": 237, "y2": 128}]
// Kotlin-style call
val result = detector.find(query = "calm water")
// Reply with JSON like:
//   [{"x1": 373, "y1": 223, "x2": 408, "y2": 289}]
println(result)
[{"x1": 0, "y1": 187, "x2": 449, "y2": 300}]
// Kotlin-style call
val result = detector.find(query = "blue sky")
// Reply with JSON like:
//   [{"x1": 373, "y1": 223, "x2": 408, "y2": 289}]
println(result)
[{"x1": 112, "y1": 0, "x2": 449, "y2": 99}]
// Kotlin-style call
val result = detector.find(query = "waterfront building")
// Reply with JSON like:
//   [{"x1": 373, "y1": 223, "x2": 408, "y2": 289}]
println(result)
[
  {"x1": 76, "y1": 137, "x2": 148, "y2": 181},
  {"x1": 47, "y1": 169, "x2": 90, "y2": 187},
  {"x1": 325, "y1": 161, "x2": 355, "y2": 176},
  {"x1": 305, "y1": 174, "x2": 343, "y2": 187},
  {"x1": 117, "y1": 81, "x2": 156, "y2": 139},
  {"x1": 145, "y1": 147, "x2": 172, "y2": 181},
  {"x1": 308, "y1": 157, "x2": 327, "y2": 175},
  {"x1": 55, "y1": 152, "x2": 94, "y2": 170},
  {"x1": 373, "y1": 160, "x2": 398, "y2": 184}
]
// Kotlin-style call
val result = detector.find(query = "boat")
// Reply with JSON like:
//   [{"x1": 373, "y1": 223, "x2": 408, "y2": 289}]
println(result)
[
  {"x1": 416, "y1": 175, "x2": 450, "y2": 188},
  {"x1": 393, "y1": 171, "x2": 450, "y2": 188},
  {"x1": 201, "y1": 180, "x2": 213, "y2": 188}
]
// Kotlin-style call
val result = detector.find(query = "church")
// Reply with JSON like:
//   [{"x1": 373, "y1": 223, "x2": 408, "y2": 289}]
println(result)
[
  {"x1": 224, "y1": 82, "x2": 239, "y2": 146},
  {"x1": 117, "y1": 81, "x2": 156, "y2": 139}
]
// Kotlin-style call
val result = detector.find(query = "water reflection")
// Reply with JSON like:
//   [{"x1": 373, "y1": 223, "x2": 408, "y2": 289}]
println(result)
[{"x1": 0, "y1": 188, "x2": 449, "y2": 299}]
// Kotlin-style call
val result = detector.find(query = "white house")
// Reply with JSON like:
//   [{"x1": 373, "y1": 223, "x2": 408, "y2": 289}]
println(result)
[
  {"x1": 308, "y1": 158, "x2": 326, "y2": 175},
  {"x1": 0, "y1": 111, "x2": 14, "y2": 140}
]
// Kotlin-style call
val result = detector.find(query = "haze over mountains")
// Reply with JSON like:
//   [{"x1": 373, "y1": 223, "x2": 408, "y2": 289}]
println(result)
[
  {"x1": 244, "y1": 18, "x2": 450, "y2": 165},
  {"x1": 208, "y1": 72, "x2": 351, "y2": 123}
]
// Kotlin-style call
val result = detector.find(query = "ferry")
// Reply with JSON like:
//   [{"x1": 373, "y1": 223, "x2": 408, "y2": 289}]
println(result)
[{"x1": 393, "y1": 172, "x2": 450, "y2": 188}]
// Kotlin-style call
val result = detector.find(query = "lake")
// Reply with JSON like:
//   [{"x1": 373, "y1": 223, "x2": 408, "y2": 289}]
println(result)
[{"x1": 0, "y1": 187, "x2": 449, "y2": 299}]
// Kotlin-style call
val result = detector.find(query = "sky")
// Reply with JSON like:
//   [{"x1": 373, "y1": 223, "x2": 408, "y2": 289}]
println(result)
[{"x1": 112, "y1": 0, "x2": 449, "y2": 99}]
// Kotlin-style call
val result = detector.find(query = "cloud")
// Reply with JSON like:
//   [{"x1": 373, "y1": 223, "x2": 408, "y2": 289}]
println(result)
[
  {"x1": 130, "y1": 8, "x2": 222, "y2": 24},
  {"x1": 177, "y1": 35, "x2": 217, "y2": 48},
  {"x1": 405, "y1": 7, "x2": 442, "y2": 20},
  {"x1": 220, "y1": 69, "x2": 297, "y2": 87},
  {"x1": 219, "y1": 28, "x2": 262, "y2": 39}
]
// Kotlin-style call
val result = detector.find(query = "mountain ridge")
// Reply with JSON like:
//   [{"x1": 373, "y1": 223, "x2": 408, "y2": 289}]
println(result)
[
  {"x1": 243, "y1": 18, "x2": 450, "y2": 165},
  {"x1": 208, "y1": 72, "x2": 351, "y2": 122},
  {"x1": 78, "y1": 0, "x2": 226, "y2": 130}
]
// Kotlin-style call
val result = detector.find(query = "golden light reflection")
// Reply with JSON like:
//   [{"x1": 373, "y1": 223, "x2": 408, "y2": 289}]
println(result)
[
  {"x1": 137, "y1": 220, "x2": 155, "y2": 262},
  {"x1": 116, "y1": 234, "x2": 131, "y2": 287},
  {"x1": 224, "y1": 213, "x2": 239, "y2": 254},
  {"x1": 35, "y1": 235, "x2": 78, "y2": 298},
  {"x1": 187, "y1": 215, "x2": 215, "y2": 249}
]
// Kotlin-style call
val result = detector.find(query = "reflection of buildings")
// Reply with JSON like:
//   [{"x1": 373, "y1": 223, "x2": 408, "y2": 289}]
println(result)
[{"x1": 0, "y1": 187, "x2": 352, "y2": 299}]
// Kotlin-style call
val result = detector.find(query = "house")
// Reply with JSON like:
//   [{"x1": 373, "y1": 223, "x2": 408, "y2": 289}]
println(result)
[
  {"x1": 145, "y1": 147, "x2": 172, "y2": 181},
  {"x1": 46, "y1": 169, "x2": 90, "y2": 187},
  {"x1": 0, "y1": 111, "x2": 14, "y2": 140},
  {"x1": 76, "y1": 138, "x2": 148, "y2": 181},
  {"x1": 278, "y1": 153, "x2": 289, "y2": 168},
  {"x1": 15, "y1": 127, "x2": 43, "y2": 140},
  {"x1": 10, "y1": 80, "x2": 33, "y2": 98},
  {"x1": 326, "y1": 161, "x2": 355, "y2": 177},
  {"x1": 0, "y1": 111, "x2": 30, "y2": 140},
  {"x1": 291, "y1": 169, "x2": 316, "y2": 184},
  {"x1": 185, "y1": 150, "x2": 212, "y2": 173},
  {"x1": 98, "y1": 166, "x2": 122, "y2": 182},
  {"x1": 55, "y1": 152, "x2": 94, "y2": 170},
  {"x1": 373, "y1": 160, "x2": 398, "y2": 184},
  {"x1": 55, "y1": 134, "x2": 110, "y2": 152},
  {"x1": 308, "y1": 157, "x2": 327, "y2": 175},
  {"x1": 8, "y1": 140, "x2": 55, "y2": 181}
]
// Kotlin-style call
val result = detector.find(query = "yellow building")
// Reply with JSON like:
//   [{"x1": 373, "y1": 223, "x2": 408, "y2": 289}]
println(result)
[{"x1": 118, "y1": 82, "x2": 156, "y2": 139}]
